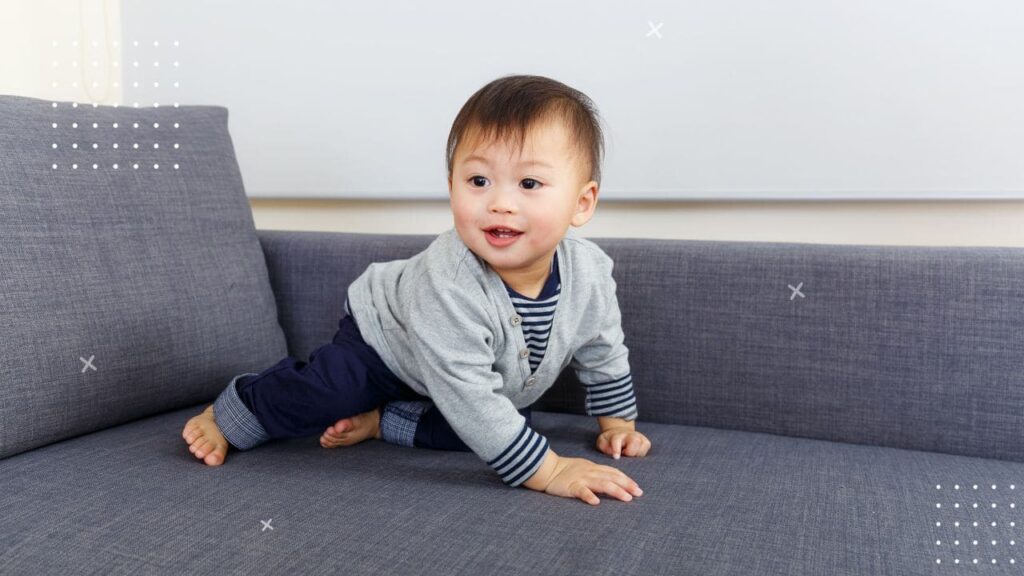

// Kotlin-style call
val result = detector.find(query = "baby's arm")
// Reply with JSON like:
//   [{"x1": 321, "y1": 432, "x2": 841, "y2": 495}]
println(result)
[
  {"x1": 597, "y1": 415, "x2": 635, "y2": 431},
  {"x1": 568, "y1": 255, "x2": 650, "y2": 460},
  {"x1": 375, "y1": 403, "x2": 647, "y2": 502},
  {"x1": 402, "y1": 280, "x2": 642, "y2": 503}
]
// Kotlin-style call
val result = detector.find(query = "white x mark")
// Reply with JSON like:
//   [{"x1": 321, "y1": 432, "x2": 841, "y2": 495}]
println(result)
[
  {"x1": 261, "y1": 519, "x2": 274, "y2": 532},
  {"x1": 788, "y1": 282, "x2": 805, "y2": 300},
  {"x1": 646, "y1": 21, "x2": 664, "y2": 38},
  {"x1": 80, "y1": 355, "x2": 97, "y2": 372}
]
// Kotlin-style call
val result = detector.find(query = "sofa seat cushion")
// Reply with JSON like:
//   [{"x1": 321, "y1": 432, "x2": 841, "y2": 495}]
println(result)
[{"x1": 0, "y1": 407, "x2": 1008, "y2": 575}]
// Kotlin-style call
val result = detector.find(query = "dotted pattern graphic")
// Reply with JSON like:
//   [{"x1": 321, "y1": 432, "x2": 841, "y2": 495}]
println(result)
[
  {"x1": 933, "y1": 483, "x2": 1024, "y2": 566},
  {"x1": 49, "y1": 39, "x2": 182, "y2": 171}
]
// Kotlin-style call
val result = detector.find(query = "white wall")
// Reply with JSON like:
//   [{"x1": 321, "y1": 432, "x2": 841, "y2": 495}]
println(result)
[
  {"x1": 121, "y1": 0, "x2": 1024, "y2": 201},
  {"x1": 3, "y1": 0, "x2": 1023, "y2": 247}
]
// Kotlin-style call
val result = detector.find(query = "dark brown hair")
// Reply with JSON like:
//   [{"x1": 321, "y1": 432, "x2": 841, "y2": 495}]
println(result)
[{"x1": 446, "y1": 74, "x2": 605, "y2": 184}]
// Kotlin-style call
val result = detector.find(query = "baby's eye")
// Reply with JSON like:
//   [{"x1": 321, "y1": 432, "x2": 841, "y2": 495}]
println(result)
[
  {"x1": 521, "y1": 178, "x2": 542, "y2": 190},
  {"x1": 469, "y1": 176, "x2": 488, "y2": 187}
]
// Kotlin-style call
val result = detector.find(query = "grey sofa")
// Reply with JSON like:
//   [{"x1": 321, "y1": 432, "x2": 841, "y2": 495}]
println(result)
[{"x1": 3, "y1": 93, "x2": 1024, "y2": 575}]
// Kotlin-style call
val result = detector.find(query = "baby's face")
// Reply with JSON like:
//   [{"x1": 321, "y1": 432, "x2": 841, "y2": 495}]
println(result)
[{"x1": 448, "y1": 116, "x2": 598, "y2": 284}]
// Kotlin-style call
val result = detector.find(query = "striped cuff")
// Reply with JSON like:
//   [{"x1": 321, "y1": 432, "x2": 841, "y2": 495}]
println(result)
[
  {"x1": 487, "y1": 422, "x2": 550, "y2": 488},
  {"x1": 212, "y1": 372, "x2": 269, "y2": 450},
  {"x1": 584, "y1": 373, "x2": 638, "y2": 420},
  {"x1": 379, "y1": 400, "x2": 432, "y2": 447}
]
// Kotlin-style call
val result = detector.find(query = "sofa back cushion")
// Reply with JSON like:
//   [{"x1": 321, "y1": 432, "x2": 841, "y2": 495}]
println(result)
[
  {"x1": 0, "y1": 95, "x2": 289, "y2": 459},
  {"x1": 539, "y1": 238, "x2": 1024, "y2": 463},
  {"x1": 256, "y1": 230, "x2": 1024, "y2": 464}
]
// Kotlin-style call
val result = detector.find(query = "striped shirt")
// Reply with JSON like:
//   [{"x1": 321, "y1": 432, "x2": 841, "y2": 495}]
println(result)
[{"x1": 507, "y1": 252, "x2": 561, "y2": 374}]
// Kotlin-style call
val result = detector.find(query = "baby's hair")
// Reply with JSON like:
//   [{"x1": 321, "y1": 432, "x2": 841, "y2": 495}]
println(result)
[{"x1": 446, "y1": 74, "x2": 605, "y2": 184}]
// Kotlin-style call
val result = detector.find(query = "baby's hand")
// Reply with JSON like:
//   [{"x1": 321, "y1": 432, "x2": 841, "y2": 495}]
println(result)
[
  {"x1": 596, "y1": 427, "x2": 651, "y2": 459},
  {"x1": 542, "y1": 456, "x2": 643, "y2": 506}
]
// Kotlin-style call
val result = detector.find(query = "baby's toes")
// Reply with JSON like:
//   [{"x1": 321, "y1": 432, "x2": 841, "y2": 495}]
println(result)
[
  {"x1": 203, "y1": 443, "x2": 227, "y2": 466},
  {"x1": 329, "y1": 419, "x2": 353, "y2": 436},
  {"x1": 182, "y1": 421, "x2": 198, "y2": 443},
  {"x1": 336, "y1": 434, "x2": 358, "y2": 446},
  {"x1": 191, "y1": 437, "x2": 210, "y2": 457},
  {"x1": 185, "y1": 427, "x2": 203, "y2": 445}
]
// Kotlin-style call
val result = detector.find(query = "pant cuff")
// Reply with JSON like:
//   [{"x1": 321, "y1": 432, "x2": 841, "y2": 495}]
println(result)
[
  {"x1": 212, "y1": 372, "x2": 269, "y2": 450},
  {"x1": 380, "y1": 401, "x2": 432, "y2": 447}
]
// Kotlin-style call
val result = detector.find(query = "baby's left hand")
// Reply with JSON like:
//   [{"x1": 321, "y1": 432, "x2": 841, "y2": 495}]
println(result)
[{"x1": 596, "y1": 427, "x2": 651, "y2": 460}]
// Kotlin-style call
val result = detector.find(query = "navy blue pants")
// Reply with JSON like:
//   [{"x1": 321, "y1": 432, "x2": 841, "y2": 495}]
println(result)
[{"x1": 235, "y1": 312, "x2": 531, "y2": 452}]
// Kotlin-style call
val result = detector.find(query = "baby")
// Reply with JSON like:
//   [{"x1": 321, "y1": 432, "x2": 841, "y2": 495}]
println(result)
[{"x1": 182, "y1": 74, "x2": 651, "y2": 506}]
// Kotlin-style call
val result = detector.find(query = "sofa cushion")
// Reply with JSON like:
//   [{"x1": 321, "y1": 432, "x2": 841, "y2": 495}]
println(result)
[
  {"x1": 0, "y1": 95, "x2": 288, "y2": 459},
  {"x1": 0, "y1": 404, "x2": 1013, "y2": 574},
  {"x1": 253, "y1": 229, "x2": 1024, "y2": 464}
]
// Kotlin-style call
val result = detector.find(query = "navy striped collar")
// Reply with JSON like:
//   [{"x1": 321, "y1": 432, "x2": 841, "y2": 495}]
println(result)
[{"x1": 504, "y1": 251, "x2": 560, "y2": 302}]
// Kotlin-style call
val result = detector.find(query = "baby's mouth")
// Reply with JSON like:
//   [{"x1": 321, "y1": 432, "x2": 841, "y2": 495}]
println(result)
[
  {"x1": 488, "y1": 229, "x2": 522, "y2": 239},
  {"x1": 483, "y1": 225, "x2": 524, "y2": 238}
]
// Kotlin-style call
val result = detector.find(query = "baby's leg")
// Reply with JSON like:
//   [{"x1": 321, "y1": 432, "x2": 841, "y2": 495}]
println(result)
[
  {"x1": 320, "y1": 401, "x2": 426, "y2": 449},
  {"x1": 410, "y1": 403, "x2": 473, "y2": 452},
  {"x1": 322, "y1": 400, "x2": 455, "y2": 450},
  {"x1": 320, "y1": 402, "x2": 534, "y2": 453},
  {"x1": 182, "y1": 314, "x2": 392, "y2": 464}
]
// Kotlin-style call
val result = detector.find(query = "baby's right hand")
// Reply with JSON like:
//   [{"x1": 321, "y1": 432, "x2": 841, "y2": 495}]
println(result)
[{"x1": 543, "y1": 456, "x2": 643, "y2": 505}]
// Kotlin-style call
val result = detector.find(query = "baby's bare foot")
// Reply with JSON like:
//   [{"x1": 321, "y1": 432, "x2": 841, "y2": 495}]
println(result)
[
  {"x1": 320, "y1": 407, "x2": 382, "y2": 448},
  {"x1": 182, "y1": 404, "x2": 230, "y2": 466}
]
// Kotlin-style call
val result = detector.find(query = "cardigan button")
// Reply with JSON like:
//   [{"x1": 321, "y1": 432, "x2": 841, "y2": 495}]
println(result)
[
  {"x1": 519, "y1": 348, "x2": 529, "y2": 359},
  {"x1": 510, "y1": 314, "x2": 522, "y2": 326},
  {"x1": 525, "y1": 376, "x2": 536, "y2": 387}
]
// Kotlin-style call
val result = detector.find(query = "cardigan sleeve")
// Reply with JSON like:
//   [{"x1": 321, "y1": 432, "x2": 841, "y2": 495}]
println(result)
[
  {"x1": 405, "y1": 275, "x2": 550, "y2": 487},
  {"x1": 569, "y1": 256, "x2": 639, "y2": 421}
]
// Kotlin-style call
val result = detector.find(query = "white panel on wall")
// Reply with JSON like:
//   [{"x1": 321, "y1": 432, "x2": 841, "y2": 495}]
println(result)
[{"x1": 119, "y1": 0, "x2": 1024, "y2": 200}]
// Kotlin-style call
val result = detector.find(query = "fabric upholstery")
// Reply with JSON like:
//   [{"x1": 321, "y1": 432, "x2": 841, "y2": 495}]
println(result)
[
  {"x1": 0, "y1": 403, "x2": 1016, "y2": 575},
  {"x1": 256, "y1": 229, "x2": 1024, "y2": 464}
]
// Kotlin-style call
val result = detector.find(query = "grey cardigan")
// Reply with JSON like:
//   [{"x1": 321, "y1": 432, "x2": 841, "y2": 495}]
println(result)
[{"x1": 346, "y1": 226, "x2": 637, "y2": 487}]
